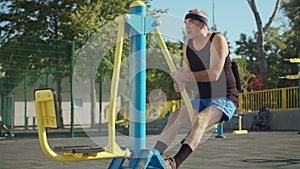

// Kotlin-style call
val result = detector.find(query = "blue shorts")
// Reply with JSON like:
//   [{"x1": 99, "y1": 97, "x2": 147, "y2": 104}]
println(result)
[{"x1": 190, "y1": 97, "x2": 236, "y2": 122}]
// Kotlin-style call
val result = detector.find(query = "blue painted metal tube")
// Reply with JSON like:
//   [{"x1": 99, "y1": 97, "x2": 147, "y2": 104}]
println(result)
[
  {"x1": 129, "y1": 1, "x2": 147, "y2": 154},
  {"x1": 217, "y1": 123, "x2": 223, "y2": 136}
]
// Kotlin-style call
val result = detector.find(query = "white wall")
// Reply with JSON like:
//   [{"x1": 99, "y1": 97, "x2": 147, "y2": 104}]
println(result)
[{"x1": 13, "y1": 98, "x2": 121, "y2": 127}]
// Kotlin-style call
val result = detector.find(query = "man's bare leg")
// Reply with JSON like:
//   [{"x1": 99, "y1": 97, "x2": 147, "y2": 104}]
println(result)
[
  {"x1": 172, "y1": 106, "x2": 223, "y2": 167},
  {"x1": 154, "y1": 105, "x2": 195, "y2": 154}
]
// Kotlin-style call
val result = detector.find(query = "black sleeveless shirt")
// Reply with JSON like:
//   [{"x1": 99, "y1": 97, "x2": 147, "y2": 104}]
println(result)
[{"x1": 186, "y1": 33, "x2": 238, "y2": 106}]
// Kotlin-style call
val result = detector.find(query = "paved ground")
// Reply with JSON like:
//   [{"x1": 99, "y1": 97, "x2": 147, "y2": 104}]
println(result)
[{"x1": 0, "y1": 130, "x2": 300, "y2": 169}]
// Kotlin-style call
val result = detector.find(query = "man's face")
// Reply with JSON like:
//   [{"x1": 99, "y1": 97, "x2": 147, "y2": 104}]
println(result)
[{"x1": 185, "y1": 18, "x2": 202, "y2": 39}]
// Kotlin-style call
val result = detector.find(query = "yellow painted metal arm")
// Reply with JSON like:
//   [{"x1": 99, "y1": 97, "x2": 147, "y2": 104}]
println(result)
[
  {"x1": 105, "y1": 18, "x2": 126, "y2": 155},
  {"x1": 279, "y1": 73, "x2": 300, "y2": 80},
  {"x1": 152, "y1": 28, "x2": 194, "y2": 122},
  {"x1": 284, "y1": 58, "x2": 300, "y2": 63}
]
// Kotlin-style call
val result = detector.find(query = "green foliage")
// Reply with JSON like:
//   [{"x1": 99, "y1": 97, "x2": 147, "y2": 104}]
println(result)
[
  {"x1": 145, "y1": 40, "x2": 183, "y2": 101},
  {"x1": 232, "y1": 58, "x2": 252, "y2": 92},
  {"x1": 281, "y1": 0, "x2": 300, "y2": 34},
  {"x1": 0, "y1": 0, "x2": 136, "y2": 127},
  {"x1": 0, "y1": 36, "x2": 71, "y2": 93},
  {"x1": 234, "y1": 33, "x2": 258, "y2": 72},
  {"x1": 264, "y1": 27, "x2": 288, "y2": 88},
  {"x1": 0, "y1": 0, "x2": 181, "y2": 125},
  {"x1": 234, "y1": 24, "x2": 299, "y2": 89},
  {"x1": 0, "y1": 1, "x2": 81, "y2": 97},
  {"x1": 279, "y1": 0, "x2": 300, "y2": 87},
  {"x1": 233, "y1": 0, "x2": 300, "y2": 90}
]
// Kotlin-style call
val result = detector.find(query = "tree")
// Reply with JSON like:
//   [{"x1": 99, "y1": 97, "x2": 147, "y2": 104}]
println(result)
[
  {"x1": 68, "y1": 0, "x2": 168, "y2": 127},
  {"x1": 233, "y1": 58, "x2": 253, "y2": 92},
  {"x1": 0, "y1": 0, "x2": 136, "y2": 128},
  {"x1": 67, "y1": 1, "x2": 132, "y2": 128},
  {"x1": 281, "y1": 0, "x2": 300, "y2": 59},
  {"x1": 247, "y1": 0, "x2": 282, "y2": 87},
  {"x1": 277, "y1": 0, "x2": 300, "y2": 87},
  {"x1": 281, "y1": 0, "x2": 300, "y2": 36},
  {"x1": 1, "y1": 0, "x2": 168, "y2": 128},
  {"x1": 264, "y1": 27, "x2": 289, "y2": 88},
  {"x1": 0, "y1": 1, "x2": 87, "y2": 127},
  {"x1": 235, "y1": 33, "x2": 258, "y2": 70},
  {"x1": 235, "y1": 26, "x2": 290, "y2": 89}
]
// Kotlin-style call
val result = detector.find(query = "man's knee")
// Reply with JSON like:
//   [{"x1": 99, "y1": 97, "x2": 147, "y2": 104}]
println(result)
[{"x1": 196, "y1": 111, "x2": 209, "y2": 120}]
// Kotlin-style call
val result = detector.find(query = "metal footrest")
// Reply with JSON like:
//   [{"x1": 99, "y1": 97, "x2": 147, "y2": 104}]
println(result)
[{"x1": 54, "y1": 146, "x2": 104, "y2": 154}]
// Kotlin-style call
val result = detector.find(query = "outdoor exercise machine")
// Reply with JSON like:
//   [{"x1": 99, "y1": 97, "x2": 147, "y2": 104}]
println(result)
[
  {"x1": 215, "y1": 113, "x2": 248, "y2": 138},
  {"x1": 34, "y1": 1, "x2": 218, "y2": 168},
  {"x1": 34, "y1": 1, "x2": 183, "y2": 168},
  {"x1": 279, "y1": 58, "x2": 300, "y2": 134},
  {"x1": 35, "y1": 88, "x2": 131, "y2": 162},
  {"x1": 232, "y1": 114, "x2": 248, "y2": 135}
]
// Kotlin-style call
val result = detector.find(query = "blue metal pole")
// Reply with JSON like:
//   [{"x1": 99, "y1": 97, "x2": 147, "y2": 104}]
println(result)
[
  {"x1": 215, "y1": 122, "x2": 225, "y2": 138},
  {"x1": 110, "y1": 2, "x2": 167, "y2": 168},
  {"x1": 129, "y1": 1, "x2": 147, "y2": 154}
]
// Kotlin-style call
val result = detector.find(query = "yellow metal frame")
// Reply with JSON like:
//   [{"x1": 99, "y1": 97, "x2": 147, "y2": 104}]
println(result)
[
  {"x1": 232, "y1": 115, "x2": 248, "y2": 135},
  {"x1": 34, "y1": 89, "x2": 131, "y2": 162},
  {"x1": 33, "y1": 15, "x2": 132, "y2": 162},
  {"x1": 105, "y1": 15, "x2": 129, "y2": 155}
]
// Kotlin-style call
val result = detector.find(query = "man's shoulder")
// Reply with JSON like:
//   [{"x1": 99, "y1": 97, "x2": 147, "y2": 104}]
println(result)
[
  {"x1": 211, "y1": 33, "x2": 227, "y2": 46},
  {"x1": 212, "y1": 33, "x2": 226, "y2": 41}
]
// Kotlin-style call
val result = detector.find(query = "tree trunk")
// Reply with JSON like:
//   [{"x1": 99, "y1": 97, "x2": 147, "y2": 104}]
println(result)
[
  {"x1": 247, "y1": 0, "x2": 282, "y2": 88},
  {"x1": 256, "y1": 27, "x2": 267, "y2": 86},
  {"x1": 247, "y1": 0, "x2": 267, "y2": 86}
]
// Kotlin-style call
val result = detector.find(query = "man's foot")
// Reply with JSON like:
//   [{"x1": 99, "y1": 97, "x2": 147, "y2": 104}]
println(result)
[{"x1": 163, "y1": 157, "x2": 177, "y2": 169}]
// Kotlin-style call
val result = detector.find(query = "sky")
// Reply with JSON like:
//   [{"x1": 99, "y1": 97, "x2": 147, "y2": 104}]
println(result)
[{"x1": 148, "y1": 0, "x2": 285, "y2": 57}]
